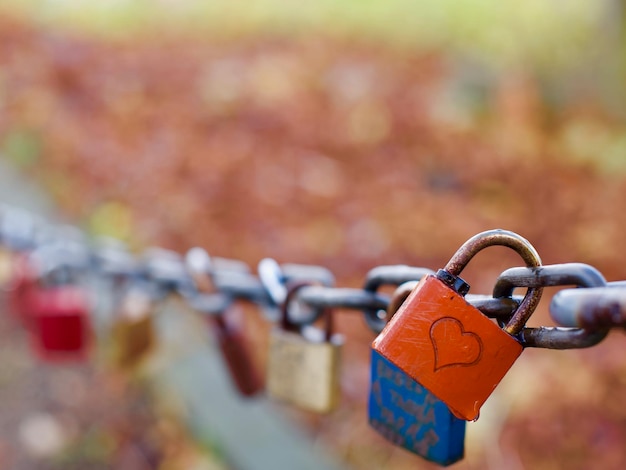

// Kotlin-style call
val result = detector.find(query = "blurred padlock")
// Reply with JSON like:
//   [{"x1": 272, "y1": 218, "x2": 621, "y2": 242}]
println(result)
[
  {"x1": 369, "y1": 281, "x2": 465, "y2": 466},
  {"x1": 187, "y1": 291, "x2": 264, "y2": 397},
  {"x1": 0, "y1": 247, "x2": 14, "y2": 287},
  {"x1": 110, "y1": 283, "x2": 156, "y2": 370},
  {"x1": 210, "y1": 307, "x2": 264, "y2": 397},
  {"x1": 6, "y1": 253, "x2": 39, "y2": 325},
  {"x1": 267, "y1": 282, "x2": 343, "y2": 413},
  {"x1": 373, "y1": 230, "x2": 543, "y2": 420},
  {"x1": 28, "y1": 285, "x2": 91, "y2": 361}
]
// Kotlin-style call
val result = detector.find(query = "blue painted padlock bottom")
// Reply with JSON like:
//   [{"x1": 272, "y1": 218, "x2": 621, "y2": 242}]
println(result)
[{"x1": 368, "y1": 349, "x2": 465, "y2": 466}]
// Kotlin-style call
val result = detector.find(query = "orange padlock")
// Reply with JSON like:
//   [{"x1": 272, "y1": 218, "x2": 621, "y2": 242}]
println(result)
[{"x1": 373, "y1": 229, "x2": 543, "y2": 421}]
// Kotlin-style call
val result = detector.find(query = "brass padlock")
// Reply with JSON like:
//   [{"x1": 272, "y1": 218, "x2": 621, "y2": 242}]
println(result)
[
  {"x1": 110, "y1": 284, "x2": 156, "y2": 370},
  {"x1": 266, "y1": 282, "x2": 343, "y2": 413},
  {"x1": 0, "y1": 247, "x2": 14, "y2": 287}
]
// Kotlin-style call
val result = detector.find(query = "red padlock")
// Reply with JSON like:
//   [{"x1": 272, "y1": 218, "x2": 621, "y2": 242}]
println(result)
[
  {"x1": 6, "y1": 253, "x2": 39, "y2": 325},
  {"x1": 28, "y1": 285, "x2": 92, "y2": 362}
]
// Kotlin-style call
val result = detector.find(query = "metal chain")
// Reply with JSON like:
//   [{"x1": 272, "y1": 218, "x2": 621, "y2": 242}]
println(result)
[{"x1": 0, "y1": 204, "x2": 623, "y2": 349}]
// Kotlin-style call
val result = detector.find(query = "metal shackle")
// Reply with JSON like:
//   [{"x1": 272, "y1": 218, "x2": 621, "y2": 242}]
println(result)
[{"x1": 439, "y1": 229, "x2": 543, "y2": 335}]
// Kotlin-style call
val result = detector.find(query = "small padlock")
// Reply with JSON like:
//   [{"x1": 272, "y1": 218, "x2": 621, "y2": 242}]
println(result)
[
  {"x1": 266, "y1": 282, "x2": 343, "y2": 413},
  {"x1": 369, "y1": 281, "x2": 465, "y2": 466},
  {"x1": 6, "y1": 253, "x2": 39, "y2": 325},
  {"x1": 28, "y1": 285, "x2": 91, "y2": 361},
  {"x1": 0, "y1": 247, "x2": 15, "y2": 287},
  {"x1": 210, "y1": 307, "x2": 264, "y2": 397},
  {"x1": 184, "y1": 251, "x2": 265, "y2": 397},
  {"x1": 110, "y1": 284, "x2": 156, "y2": 370},
  {"x1": 373, "y1": 229, "x2": 543, "y2": 420}
]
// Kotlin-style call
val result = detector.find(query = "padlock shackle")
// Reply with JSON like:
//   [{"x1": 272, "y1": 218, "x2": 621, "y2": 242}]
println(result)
[
  {"x1": 443, "y1": 229, "x2": 543, "y2": 335},
  {"x1": 444, "y1": 229, "x2": 541, "y2": 277}
]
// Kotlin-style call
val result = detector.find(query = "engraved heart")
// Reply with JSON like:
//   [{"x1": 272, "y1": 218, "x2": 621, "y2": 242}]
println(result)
[{"x1": 430, "y1": 317, "x2": 483, "y2": 371}]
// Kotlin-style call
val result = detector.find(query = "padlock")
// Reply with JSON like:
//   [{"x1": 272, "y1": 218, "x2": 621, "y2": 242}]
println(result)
[
  {"x1": 28, "y1": 285, "x2": 91, "y2": 361},
  {"x1": 7, "y1": 253, "x2": 40, "y2": 325},
  {"x1": 373, "y1": 229, "x2": 543, "y2": 420},
  {"x1": 369, "y1": 281, "x2": 466, "y2": 466},
  {"x1": 185, "y1": 251, "x2": 264, "y2": 397},
  {"x1": 266, "y1": 282, "x2": 343, "y2": 413},
  {"x1": 110, "y1": 285, "x2": 156, "y2": 370},
  {"x1": 210, "y1": 307, "x2": 264, "y2": 397},
  {"x1": 0, "y1": 247, "x2": 14, "y2": 287}
]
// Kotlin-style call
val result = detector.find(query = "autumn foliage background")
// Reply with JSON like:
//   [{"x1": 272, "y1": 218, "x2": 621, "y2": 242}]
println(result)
[{"x1": 1, "y1": 1, "x2": 626, "y2": 469}]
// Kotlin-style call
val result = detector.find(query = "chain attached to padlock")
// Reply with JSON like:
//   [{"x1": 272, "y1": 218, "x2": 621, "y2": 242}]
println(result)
[
  {"x1": 373, "y1": 229, "x2": 543, "y2": 421},
  {"x1": 493, "y1": 263, "x2": 609, "y2": 349}
]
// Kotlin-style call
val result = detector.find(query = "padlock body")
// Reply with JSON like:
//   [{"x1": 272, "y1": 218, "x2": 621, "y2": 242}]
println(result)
[
  {"x1": 373, "y1": 275, "x2": 522, "y2": 420},
  {"x1": 29, "y1": 286, "x2": 90, "y2": 361},
  {"x1": 111, "y1": 315, "x2": 154, "y2": 369},
  {"x1": 7, "y1": 254, "x2": 38, "y2": 324},
  {"x1": 212, "y1": 313, "x2": 264, "y2": 397},
  {"x1": 0, "y1": 248, "x2": 14, "y2": 287},
  {"x1": 267, "y1": 329, "x2": 342, "y2": 413},
  {"x1": 368, "y1": 350, "x2": 465, "y2": 465},
  {"x1": 110, "y1": 288, "x2": 155, "y2": 369}
]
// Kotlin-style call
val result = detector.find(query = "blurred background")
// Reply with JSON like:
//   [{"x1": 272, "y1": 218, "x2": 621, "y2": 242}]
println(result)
[{"x1": 0, "y1": 0, "x2": 625, "y2": 468}]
